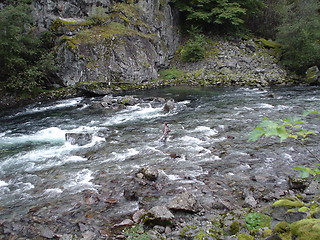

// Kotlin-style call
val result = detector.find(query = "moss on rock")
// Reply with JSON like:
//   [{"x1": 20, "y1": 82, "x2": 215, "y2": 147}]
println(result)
[
  {"x1": 291, "y1": 219, "x2": 320, "y2": 240},
  {"x1": 237, "y1": 233, "x2": 254, "y2": 240},
  {"x1": 273, "y1": 198, "x2": 305, "y2": 208}
]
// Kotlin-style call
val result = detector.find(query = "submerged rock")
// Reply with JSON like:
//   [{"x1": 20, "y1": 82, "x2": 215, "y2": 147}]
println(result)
[{"x1": 65, "y1": 132, "x2": 93, "y2": 146}]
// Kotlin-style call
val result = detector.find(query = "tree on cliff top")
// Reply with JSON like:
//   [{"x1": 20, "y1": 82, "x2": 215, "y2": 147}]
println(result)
[{"x1": 172, "y1": 0, "x2": 264, "y2": 34}]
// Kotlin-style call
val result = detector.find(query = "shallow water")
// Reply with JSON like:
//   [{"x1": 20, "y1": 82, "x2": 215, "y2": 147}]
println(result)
[{"x1": 0, "y1": 85, "x2": 319, "y2": 222}]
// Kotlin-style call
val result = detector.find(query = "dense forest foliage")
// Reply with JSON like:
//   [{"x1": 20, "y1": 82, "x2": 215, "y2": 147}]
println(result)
[
  {"x1": 0, "y1": 0, "x2": 56, "y2": 94},
  {"x1": 0, "y1": 0, "x2": 319, "y2": 95}
]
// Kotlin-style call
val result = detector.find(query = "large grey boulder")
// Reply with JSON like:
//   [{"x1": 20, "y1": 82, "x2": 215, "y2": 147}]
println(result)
[{"x1": 167, "y1": 192, "x2": 202, "y2": 213}]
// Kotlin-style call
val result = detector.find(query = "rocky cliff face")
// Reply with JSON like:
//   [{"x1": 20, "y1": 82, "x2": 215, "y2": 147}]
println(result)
[{"x1": 32, "y1": 0, "x2": 179, "y2": 86}]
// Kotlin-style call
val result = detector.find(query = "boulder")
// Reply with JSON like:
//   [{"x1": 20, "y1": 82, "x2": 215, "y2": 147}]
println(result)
[
  {"x1": 305, "y1": 66, "x2": 320, "y2": 85},
  {"x1": 163, "y1": 100, "x2": 176, "y2": 113},
  {"x1": 144, "y1": 206, "x2": 174, "y2": 226},
  {"x1": 167, "y1": 192, "x2": 202, "y2": 213},
  {"x1": 283, "y1": 211, "x2": 307, "y2": 223},
  {"x1": 138, "y1": 167, "x2": 159, "y2": 181},
  {"x1": 119, "y1": 96, "x2": 139, "y2": 106},
  {"x1": 132, "y1": 209, "x2": 147, "y2": 223},
  {"x1": 65, "y1": 133, "x2": 93, "y2": 146},
  {"x1": 304, "y1": 180, "x2": 320, "y2": 195}
]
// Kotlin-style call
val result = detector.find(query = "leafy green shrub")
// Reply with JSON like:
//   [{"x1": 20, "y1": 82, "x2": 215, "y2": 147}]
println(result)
[
  {"x1": 87, "y1": 6, "x2": 109, "y2": 25},
  {"x1": 245, "y1": 212, "x2": 272, "y2": 230},
  {"x1": 123, "y1": 224, "x2": 152, "y2": 240},
  {"x1": 181, "y1": 34, "x2": 206, "y2": 62},
  {"x1": 159, "y1": 68, "x2": 185, "y2": 80}
]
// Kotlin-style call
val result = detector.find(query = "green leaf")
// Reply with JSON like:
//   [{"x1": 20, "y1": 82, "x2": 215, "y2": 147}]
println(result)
[
  {"x1": 303, "y1": 110, "x2": 320, "y2": 116},
  {"x1": 277, "y1": 125, "x2": 290, "y2": 141},
  {"x1": 248, "y1": 129, "x2": 265, "y2": 142},
  {"x1": 293, "y1": 167, "x2": 310, "y2": 178}
]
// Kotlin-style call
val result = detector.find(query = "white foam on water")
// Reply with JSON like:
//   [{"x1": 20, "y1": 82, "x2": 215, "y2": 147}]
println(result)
[
  {"x1": 43, "y1": 188, "x2": 63, "y2": 197},
  {"x1": 0, "y1": 180, "x2": 8, "y2": 187},
  {"x1": 64, "y1": 169, "x2": 99, "y2": 192},
  {"x1": 0, "y1": 130, "x2": 11, "y2": 138},
  {"x1": 103, "y1": 104, "x2": 166, "y2": 126},
  {"x1": 64, "y1": 155, "x2": 88, "y2": 163},
  {"x1": 13, "y1": 182, "x2": 35, "y2": 194},
  {"x1": 1, "y1": 140, "x2": 80, "y2": 173},
  {"x1": 180, "y1": 136, "x2": 204, "y2": 145},
  {"x1": 108, "y1": 148, "x2": 139, "y2": 162},
  {"x1": 275, "y1": 105, "x2": 292, "y2": 111},
  {"x1": 234, "y1": 106, "x2": 254, "y2": 112},
  {"x1": 13, "y1": 97, "x2": 84, "y2": 117},
  {"x1": 0, "y1": 127, "x2": 66, "y2": 146},
  {"x1": 255, "y1": 103, "x2": 274, "y2": 109},
  {"x1": 191, "y1": 126, "x2": 219, "y2": 136}
]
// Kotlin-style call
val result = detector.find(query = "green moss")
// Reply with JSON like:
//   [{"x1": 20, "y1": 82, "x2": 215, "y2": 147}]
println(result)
[
  {"x1": 273, "y1": 198, "x2": 305, "y2": 208},
  {"x1": 274, "y1": 222, "x2": 291, "y2": 233},
  {"x1": 237, "y1": 233, "x2": 254, "y2": 240},
  {"x1": 159, "y1": 68, "x2": 185, "y2": 80},
  {"x1": 262, "y1": 229, "x2": 273, "y2": 238},
  {"x1": 230, "y1": 220, "x2": 241, "y2": 235},
  {"x1": 63, "y1": 22, "x2": 155, "y2": 49},
  {"x1": 291, "y1": 219, "x2": 320, "y2": 240},
  {"x1": 274, "y1": 222, "x2": 292, "y2": 240},
  {"x1": 257, "y1": 38, "x2": 281, "y2": 49},
  {"x1": 111, "y1": 2, "x2": 150, "y2": 29},
  {"x1": 298, "y1": 207, "x2": 309, "y2": 212}
]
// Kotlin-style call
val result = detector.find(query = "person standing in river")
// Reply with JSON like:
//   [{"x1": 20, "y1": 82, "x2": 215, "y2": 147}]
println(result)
[{"x1": 160, "y1": 122, "x2": 170, "y2": 143}]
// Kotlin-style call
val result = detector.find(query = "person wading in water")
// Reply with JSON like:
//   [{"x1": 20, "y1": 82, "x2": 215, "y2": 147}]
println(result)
[{"x1": 160, "y1": 122, "x2": 170, "y2": 143}]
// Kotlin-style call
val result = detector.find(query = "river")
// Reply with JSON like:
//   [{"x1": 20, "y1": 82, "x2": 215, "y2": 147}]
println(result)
[{"x1": 0, "y1": 85, "x2": 319, "y2": 237}]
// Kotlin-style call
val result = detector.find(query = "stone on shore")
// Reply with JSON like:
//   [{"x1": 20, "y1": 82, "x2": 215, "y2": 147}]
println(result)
[{"x1": 167, "y1": 192, "x2": 202, "y2": 213}]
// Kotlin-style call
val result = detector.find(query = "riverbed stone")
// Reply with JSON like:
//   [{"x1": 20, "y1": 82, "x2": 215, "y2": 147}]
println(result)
[
  {"x1": 167, "y1": 192, "x2": 202, "y2": 213},
  {"x1": 284, "y1": 211, "x2": 308, "y2": 223},
  {"x1": 132, "y1": 209, "x2": 147, "y2": 223},
  {"x1": 39, "y1": 226, "x2": 55, "y2": 238},
  {"x1": 138, "y1": 167, "x2": 159, "y2": 181},
  {"x1": 112, "y1": 219, "x2": 134, "y2": 228},
  {"x1": 144, "y1": 206, "x2": 174, "y2": 226},
  {"x1": 304, "y1": 180, "x2": 320, "y2": 195},
  {"x1": 271, "y1": 205, "x2": 289, "y2": 221}
]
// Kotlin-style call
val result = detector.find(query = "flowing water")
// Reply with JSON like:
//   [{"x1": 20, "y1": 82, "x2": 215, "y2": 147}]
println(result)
[{"x1": 0, "y1": 86, "x2": 319, "y2": 226}]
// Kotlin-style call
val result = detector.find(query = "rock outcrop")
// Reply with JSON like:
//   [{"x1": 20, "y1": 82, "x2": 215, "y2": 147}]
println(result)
[
  {"x1": 173, "y1": 39, "x2": 294, "y2": 87},
  {"x1": 32, "y1": 0, "x2": 179, "y2": 86}
]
